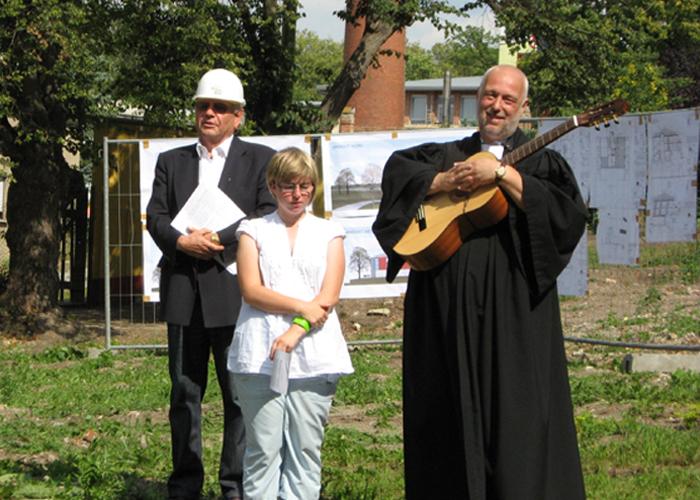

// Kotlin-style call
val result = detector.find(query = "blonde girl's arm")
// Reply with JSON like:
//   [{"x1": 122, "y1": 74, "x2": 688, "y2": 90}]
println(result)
[{"x1": 236, "y1": 233, "x2": 328, "y2": 326}]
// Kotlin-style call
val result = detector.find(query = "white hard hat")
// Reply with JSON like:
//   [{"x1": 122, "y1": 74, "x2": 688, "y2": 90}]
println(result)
[{"x1": 194, "y1": 68, "x2": 246, "y2": 106}]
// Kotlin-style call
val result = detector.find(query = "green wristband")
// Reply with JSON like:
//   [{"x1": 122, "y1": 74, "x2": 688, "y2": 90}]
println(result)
[{"x1": 292, "y1": 316, "x2": 311, "y2": 333}]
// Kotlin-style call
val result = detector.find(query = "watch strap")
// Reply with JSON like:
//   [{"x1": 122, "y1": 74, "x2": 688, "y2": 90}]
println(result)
[{"x1": 495, "y1": 165, "x2": 507, "y2": 183}]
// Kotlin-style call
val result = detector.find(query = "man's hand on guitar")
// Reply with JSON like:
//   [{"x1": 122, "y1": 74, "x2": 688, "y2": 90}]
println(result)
[
  {"x1": 458, "y1": 155, "x2": 503, "y2": 192},
  {"x1": 430, "y1": 155, "x2": 501, "y2": 194}
]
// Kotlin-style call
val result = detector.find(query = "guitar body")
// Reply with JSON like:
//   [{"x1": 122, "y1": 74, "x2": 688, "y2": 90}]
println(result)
[
  {"x1": 393, "y1": 151, "x2": 509, "y2": 271},
  {"x1": 390, "y1": 99, "x2": 628, "y2": 272}
]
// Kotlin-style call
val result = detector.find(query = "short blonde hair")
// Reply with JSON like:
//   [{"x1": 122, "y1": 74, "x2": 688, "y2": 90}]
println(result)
[{"x1": 266, "y1": 147, "x2": 319, "y2": 193}]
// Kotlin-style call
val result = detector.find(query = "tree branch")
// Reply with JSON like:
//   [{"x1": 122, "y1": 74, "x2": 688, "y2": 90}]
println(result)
[{"x1": 319, "y1": 17, "x2": 396, "y2": 126}]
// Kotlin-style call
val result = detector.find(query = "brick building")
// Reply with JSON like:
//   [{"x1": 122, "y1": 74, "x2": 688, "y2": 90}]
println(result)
[
  {"x1": 341, "y1": 9, "x2": 406, "y2": 132},
  {"x1": 404, "y1": 76, "x2": 482, "y2": 127}
]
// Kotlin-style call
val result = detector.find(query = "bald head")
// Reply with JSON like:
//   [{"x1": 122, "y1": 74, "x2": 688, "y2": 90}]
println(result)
[
  {"x1": 477, "y1": 65, "x2": 529, "y2": 143},
  {"x1": 478, "y1": 65, "x2": 529, "y2": 101}
]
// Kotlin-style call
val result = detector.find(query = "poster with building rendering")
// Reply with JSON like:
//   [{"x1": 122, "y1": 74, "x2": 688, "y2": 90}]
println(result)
[
  {"x1": 321, "y1": 127, "x2": 479, "y2": 298},
  {"x1": 645, "y1": 109, "x2": 699, "y2": 242},
  {"x1": 539, "y1": 114, "x2": 647, "y2": 265}
]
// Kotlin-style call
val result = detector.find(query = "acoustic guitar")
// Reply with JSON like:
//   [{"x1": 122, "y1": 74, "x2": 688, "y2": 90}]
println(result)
[{"x1": 393, "y1": 99, "x2": 629, "y2": 271}]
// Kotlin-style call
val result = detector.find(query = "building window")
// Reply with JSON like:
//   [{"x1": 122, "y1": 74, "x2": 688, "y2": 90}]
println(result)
[
  {"x1": 410, "y1": 95, "x2": 427, "y2": 124},
  {"x1": 437, "y1": 94, "x2": 455, "y2": 124},
  {"x1": 460, "y1": 95, "x2": 477, "y2": 125}
]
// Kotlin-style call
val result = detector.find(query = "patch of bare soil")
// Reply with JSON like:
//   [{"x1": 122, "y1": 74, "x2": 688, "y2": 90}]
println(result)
[
  {"x1": 4, "y1": 264, "x2": 698, "y2": 357},
  {"x1": 329, "y1": 403, "x2": 403, "y2": 437},
  {"x1": 562, "y1": 266, "x2": 699, "y2": 340},
  {"x1": 2, "y1": 263, "x2": 698, "y2": 428}
]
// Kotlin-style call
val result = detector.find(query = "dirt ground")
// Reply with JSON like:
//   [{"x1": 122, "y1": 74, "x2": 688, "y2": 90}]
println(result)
[
  {"x1": 6, "y1": 263, "x2": 698, "y2": 358},
  {"x1": 0, "y1": 261, "x2": 697, "y2": 442}
]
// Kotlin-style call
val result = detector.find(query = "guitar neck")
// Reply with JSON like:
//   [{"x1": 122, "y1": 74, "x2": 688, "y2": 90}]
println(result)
[{"x1": 503, "y1": 117, "x2": 578, "y2": 165}]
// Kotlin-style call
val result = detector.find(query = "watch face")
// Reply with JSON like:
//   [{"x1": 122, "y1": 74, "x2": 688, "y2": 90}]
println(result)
[{"x1": 496, "y1": 166, "x2": 507, "y2": 180}]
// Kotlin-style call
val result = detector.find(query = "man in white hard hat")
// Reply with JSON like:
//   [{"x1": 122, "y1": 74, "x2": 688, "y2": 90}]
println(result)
[{"x1": 147, "y1": 68, "x2": 276, "y2": 500}]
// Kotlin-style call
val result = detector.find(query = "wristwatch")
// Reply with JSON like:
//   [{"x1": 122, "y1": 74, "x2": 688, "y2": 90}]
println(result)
[{"x1": 494, "y1": 165, "x2": 507, "y2": 183}]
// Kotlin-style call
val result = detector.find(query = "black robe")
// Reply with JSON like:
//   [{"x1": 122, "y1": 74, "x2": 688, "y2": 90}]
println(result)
[{"x1": 372, "y1": 129, "x2": 587, "y2": 499}]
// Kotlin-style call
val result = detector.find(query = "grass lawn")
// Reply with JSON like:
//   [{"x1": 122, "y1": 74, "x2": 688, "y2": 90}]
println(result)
[
  {"x1": 0, "y1": 342, "x2": 698, "y2": 499},
  {"x1": 0, "y1": 239, "x2": 698, "y2": 498}
]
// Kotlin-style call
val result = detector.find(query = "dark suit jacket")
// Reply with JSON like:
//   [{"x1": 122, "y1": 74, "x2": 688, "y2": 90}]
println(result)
[{"x1": 146, "y1": 137, "x2": 276, "y2": 327}]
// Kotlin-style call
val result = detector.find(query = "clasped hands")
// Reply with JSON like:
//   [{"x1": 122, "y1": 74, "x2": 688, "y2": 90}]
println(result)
[
  {"x1": 270, "y1": 300, "x2": 330, "y2": 359},
  {"x1": 176, "y1": 227, "x2": 223, "y2": 260},
  {"x1": 434, "y1": 155, "x2": 501, "y2": 194}
]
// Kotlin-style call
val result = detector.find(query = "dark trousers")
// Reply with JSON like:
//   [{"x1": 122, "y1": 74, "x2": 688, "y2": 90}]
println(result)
[{"x1": 166, "y1": 311, "x2": 245, "y2": 499}]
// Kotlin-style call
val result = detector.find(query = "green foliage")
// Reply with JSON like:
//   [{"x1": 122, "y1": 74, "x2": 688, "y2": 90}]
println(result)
[
  {"x1": 294, "y1": 30, "x2": 343, "y2": 102},
  {"x1": 431, "y1": 25, "x2": 499, "y2": 77},
  {"x1": 656, "y1": 0, "x2": 700, "y2": 107},
  {"x1": 404, "y1": 43, "x2": 440, "y2": 80},
  {"x1": 34, "y1": 345, "x2": 86, "y2": 363},
  {"x1": 104, "y1": 0, "x2": 250, "y2": 130},
  {"x1": 404, "y1": 26, "x2": 498, "y2": 81},
  {"x1": 613, "y1": 57, "x2": 670, "y2": 112},
  {"x1": 467, "y1": 0, "x2": 700, "y2": 114},
  {"x1": 0, "y1": 0, "x2": 102, "y2": 152},
  {"x1": 337, "y1": 0, "x2": 463, "y2": 33}
]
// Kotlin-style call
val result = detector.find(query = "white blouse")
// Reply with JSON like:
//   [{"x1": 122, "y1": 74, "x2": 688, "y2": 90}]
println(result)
[{"x1": 227, "y1": 212, "x2": 354, "y2": 379}]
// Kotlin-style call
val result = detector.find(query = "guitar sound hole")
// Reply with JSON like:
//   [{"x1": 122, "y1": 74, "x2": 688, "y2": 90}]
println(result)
[{"x1": 449, "y1": 190, "x2": 470, "y2": 202}]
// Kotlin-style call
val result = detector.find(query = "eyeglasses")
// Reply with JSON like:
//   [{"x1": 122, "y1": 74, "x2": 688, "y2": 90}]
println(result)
[
  {"x1": 278, "y1": 182, "x2": 313, "y2": 196},
  {"x1": 195, "y1": 101, "x2": 233, "y2": 114}
]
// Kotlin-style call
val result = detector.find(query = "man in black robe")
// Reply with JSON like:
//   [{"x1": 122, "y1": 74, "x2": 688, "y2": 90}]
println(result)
[{"x1": 372, "y1": 65, "x2": 587, "y2": 499}]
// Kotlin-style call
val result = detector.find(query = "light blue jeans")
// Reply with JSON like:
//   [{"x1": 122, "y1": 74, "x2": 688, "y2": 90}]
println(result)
[{"x1": 233, "y1": 374, "x2": 337, "y2": 500}]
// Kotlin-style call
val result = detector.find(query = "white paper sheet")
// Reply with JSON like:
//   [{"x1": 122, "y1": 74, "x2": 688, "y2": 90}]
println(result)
[
  {"x1": 170, "y1": 184, "x2": 245, "y2": 236},
  {"x1": 270, "y1": 350, "x2": 291, "y2": 394}
]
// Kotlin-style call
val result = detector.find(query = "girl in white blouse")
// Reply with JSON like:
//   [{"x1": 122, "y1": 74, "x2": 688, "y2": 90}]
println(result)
[{"x1": 228, "y1": 147, "x2": 353, "y2": 500}]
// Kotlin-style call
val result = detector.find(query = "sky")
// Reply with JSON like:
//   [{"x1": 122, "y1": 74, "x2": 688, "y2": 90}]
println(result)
[{"x1": 297, "y1": 0, "x2": 497, "y2": 48}]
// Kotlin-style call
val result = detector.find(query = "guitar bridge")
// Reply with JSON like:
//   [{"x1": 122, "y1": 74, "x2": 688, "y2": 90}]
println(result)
[{"x1": 415, "y1": 205, "x2": 427, "y2": 231}]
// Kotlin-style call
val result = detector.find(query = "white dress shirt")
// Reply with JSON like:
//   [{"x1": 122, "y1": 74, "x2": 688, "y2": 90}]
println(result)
[
  {"x1": 196, "y1": 135, "x2": 234, "y2": 187},
  {"x1": 481, "y1": 142, "x2": 504, "y2": 160}
]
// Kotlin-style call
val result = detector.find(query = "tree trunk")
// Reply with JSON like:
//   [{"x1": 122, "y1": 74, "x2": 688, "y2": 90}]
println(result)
[
  {"x1": 319, "y1": 17, "x2": 397, "y2": 126},
  {"x1": 0, "y1": 144, "x2": 71, "y2": 336}
]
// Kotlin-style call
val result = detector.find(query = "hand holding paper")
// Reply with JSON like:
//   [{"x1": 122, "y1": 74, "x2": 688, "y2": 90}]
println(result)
[
  {"x1": 176, "y1": 227, "x2": 224, "y2": 260},
  {"x1": 171, "y1": 184, "x2": 245, "y2": 269},
  {"x1": 269, "y1": 349, "x2": 291, "y2": 394}
]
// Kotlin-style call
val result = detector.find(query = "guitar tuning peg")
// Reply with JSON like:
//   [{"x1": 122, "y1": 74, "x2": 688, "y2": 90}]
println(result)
[
  {"x1": 603, "y1": 118, "x2": 610, "y2": 127},
  {"x1": 594, "y1": 121, "x2": 600, "y2": 130},
  {"x1": 613, "y1": 115, "x2": 620, "y2": 124}
]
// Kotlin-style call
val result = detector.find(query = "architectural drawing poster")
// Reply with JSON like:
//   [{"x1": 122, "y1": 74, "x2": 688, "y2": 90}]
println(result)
[
  {"x1": 322, "y1": 128, "x2": 475, "y2": 298},
  {"x1": 539, "y1": 114, "x2": 648, "y2": 265},
  {"x1": 645, "y1": 109, "x2": 699, "y2": 242}
]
